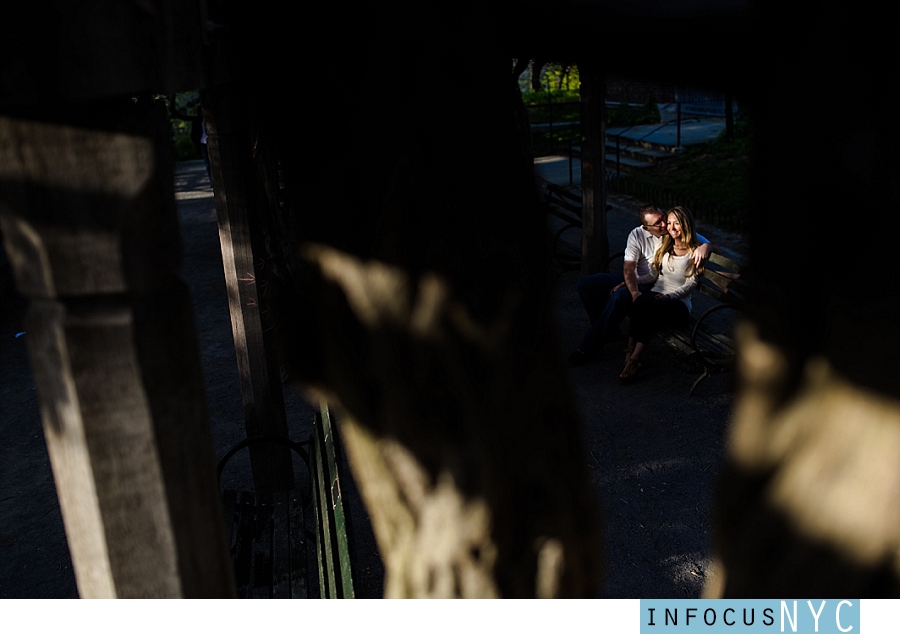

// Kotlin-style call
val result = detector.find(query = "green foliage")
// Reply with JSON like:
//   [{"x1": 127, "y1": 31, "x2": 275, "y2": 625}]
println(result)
[
  {"x1": 523, "y1": 88, "x2": 661, "y2": 131},
  {"x1": 637, "y1": 118, "x2": 752, "y2": 224},
  {"x1": 522, "y1": 89, "x2": 580, "y2": 126},
  {"x1": 541, "y1": 63, "x2": 580, "y2": 92},
  {"x1": 711, "y1": 110, "x2": 752, "y2": 157},
  {"x1": 531, "y1": 127, "x2": 581, "y2": 156},
  {"x1": 516, "y1": 61, "x2": 581, "y2": 94},
  {"x1": 518, "y1": 61, "x2": 581, "y2": 126},
  {"x1": 521, "y1": 88, "x2": 580, "y2": 106},
  {"x1": 172, "y1": 118, "x2": 201, "y2": 161},
  {"x1": 165, "y1": 91, "x2": 202, "y2": 162}
]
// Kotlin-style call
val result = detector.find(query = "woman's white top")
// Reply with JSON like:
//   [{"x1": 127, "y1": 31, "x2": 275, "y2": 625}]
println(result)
[{"x1": 649, "y1": 252, "x2": 699, "y2": 312}]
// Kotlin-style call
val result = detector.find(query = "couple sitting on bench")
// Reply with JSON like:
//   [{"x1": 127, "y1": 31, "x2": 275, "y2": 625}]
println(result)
[{"x1": 569, "y1": 204, "x2": 711, "y2": 383}]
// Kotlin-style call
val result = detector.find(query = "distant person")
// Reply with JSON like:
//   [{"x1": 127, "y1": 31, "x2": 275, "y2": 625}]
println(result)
[
  {"x1": 199, "y1": 118, "x2": 210, "y2": 181},
  {"x1": 619, "y1": 206, "x2": 704, "y2": 382},
  {"x1": 569, "y1": 204, "x2": 710, "y2": 365},
  {"x1": 169, "y1": 96, "x2": 210, "y2": 182}
]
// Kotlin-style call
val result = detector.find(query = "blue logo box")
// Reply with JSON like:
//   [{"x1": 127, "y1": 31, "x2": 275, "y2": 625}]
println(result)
[{"x1": 640, "y1": 600, "x2": 860, "y2": 633}]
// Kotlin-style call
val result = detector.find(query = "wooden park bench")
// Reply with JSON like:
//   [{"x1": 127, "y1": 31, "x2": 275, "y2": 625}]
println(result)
[
  {"x1": 218, "y1": 402, "x2": 355, "y2": 598},
  {"x1": 541, "y1": 179, "x2": 583, "y2": 272},
  {"x1": 538, "y1": 178, "x2": 620, "y2": 276},
  {"x1": 655, "y1": 251, "x2": 749, "y2": 396}
]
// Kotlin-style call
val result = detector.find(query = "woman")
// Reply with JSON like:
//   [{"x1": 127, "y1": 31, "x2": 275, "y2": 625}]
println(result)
[{"x1": 619, "y1": 206, "x2": 703, "y2": 382}]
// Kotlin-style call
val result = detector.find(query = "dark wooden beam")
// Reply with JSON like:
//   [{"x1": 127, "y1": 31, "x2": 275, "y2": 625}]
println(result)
[{"x1": 202, "y1": 84, "x2": 295, "y2": 493}]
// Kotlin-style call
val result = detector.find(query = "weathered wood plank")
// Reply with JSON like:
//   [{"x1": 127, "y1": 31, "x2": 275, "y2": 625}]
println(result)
[
  {"x1": 707, "y1": 251, "x2": 748, "y2": 273},
  {"x1": 0, "y1": 103, "x2": 235, "y2": 598},
  {"x1": 202, "y1": 84, "x2": 294, "y2": 493}
]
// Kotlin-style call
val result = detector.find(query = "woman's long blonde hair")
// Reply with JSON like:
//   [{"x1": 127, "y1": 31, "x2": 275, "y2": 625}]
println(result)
[{"x1": 653, "y1": 206, "x2": 703, "y2": 277}]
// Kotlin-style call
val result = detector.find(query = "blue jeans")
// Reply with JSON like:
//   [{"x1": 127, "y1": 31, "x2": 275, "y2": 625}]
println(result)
[{"x1": 575, "y1": 272, "x2": 652, "y2": 355}]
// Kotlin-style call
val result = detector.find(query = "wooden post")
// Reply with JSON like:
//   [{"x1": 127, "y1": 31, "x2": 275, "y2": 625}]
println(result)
[
  {"x1": 202, "y1": 84, "x2": 294, "y2": 493},
  {"x1": 0, "y1": 100, "x2": 235, "y2": 597},
  {"x1": 579, "y1": 60, "x2": 608, "y2": 275}
]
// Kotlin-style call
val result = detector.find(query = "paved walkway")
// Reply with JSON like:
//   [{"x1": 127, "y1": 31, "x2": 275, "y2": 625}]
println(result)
[{"x1": 607, "y1": 118, "x2": 725, "y2": 149}]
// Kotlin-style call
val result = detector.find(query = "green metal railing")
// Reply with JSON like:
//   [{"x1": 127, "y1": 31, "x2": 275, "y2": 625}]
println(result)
[{"x1": 311, "y1": 403, "x2": 355, "y2": 598}]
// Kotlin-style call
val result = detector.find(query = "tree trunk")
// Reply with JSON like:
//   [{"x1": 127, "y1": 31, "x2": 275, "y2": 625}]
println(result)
[
  {"x1": 531, "y1": 59, "x2": 546, "y2": 92},
  {"x1": 707, "y1": 323, "x2": 900, "y2": 597},
  {"x1": 705, "y1": 20, "x2": 900, "y2": 596}
]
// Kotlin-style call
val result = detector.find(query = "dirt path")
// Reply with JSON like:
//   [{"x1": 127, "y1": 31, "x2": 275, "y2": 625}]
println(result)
[{"x1": 0, "y1": 161, "x2": 742, "y2": 598}]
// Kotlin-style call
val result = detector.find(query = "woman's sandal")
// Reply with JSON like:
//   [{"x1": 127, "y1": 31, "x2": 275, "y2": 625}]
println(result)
[{"x1": 619, "y1": 357, "x2": 642, "y2": 384}]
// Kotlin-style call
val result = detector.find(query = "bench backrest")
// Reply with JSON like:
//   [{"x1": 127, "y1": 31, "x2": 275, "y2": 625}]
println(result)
[
  {"x1": 698, "y1": 251, "x2": 749, "y2": 307},
  {"x1": 539, "y1": 179, "x2": 583, "y2": 227}
]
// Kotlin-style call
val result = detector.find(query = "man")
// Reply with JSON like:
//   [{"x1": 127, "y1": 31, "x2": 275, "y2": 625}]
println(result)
[{"x1": 568, "y1": 204, "x2": 711, "y2": 365}]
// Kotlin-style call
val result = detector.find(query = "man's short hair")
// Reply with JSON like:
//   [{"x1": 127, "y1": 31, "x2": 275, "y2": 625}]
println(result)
[{"x1": 638, "y1": 204, "x2": 663, "y2": 223}]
